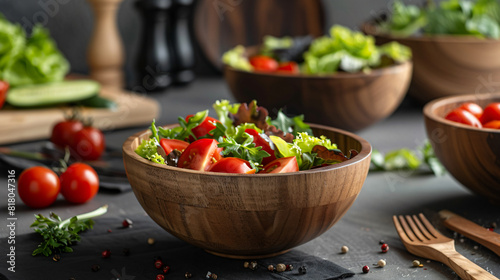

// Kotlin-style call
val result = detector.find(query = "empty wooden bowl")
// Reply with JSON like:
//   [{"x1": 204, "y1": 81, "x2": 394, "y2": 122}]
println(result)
[
  {"x1": 122, "y1": 123, "x2": 371, "y2": 258},
  {"x1": 424, "y1": 93, "x2": 500, "y2": 204},
  {"x1": 364, "y1": 24, "x2": 500, "y2": 104},
  {"x1": 224, "y1": 50, "x2": 412, "y2": 132}
]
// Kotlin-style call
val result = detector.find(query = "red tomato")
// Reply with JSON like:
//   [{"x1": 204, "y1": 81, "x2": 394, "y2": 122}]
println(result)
[
  {"x1": 185, "y1": 115, "x2": 221, "y2": 140},
  {"x1": 70, "y1": 125, "x2": 105, "y2": 161},
  {"x1": 483, "y1": 120, "x2": 500, "y2": 129},
  {"x1": 160, "y1": 138, "x2": 189, "y2": 154},
  {"x1": 259, "y1": 156, "x2": 299, "y2": 174},
  {"x1": 249, "y1": 55, "x2": 279, "y2": 72},
  {"x1": 50, "y1": 119, "x2": 84, "y2": 148},
  {"x1": 480, "y1": 102, "x2": 500, "y2": 124},
  {"x1": 0, "y1": 80, "x2": 9, "y2": 109},
  {"x1": 178, "y1": 138, "x2": 220, "y2": 171},
  {"x1": 60, "y1": 163, "x2": 99, "y2": 204},
  {"x1": 208, "y1": 157, "x2": 256, "y2": 174},
  {"x1": 18, "y1": 166, "x2": 60, "y2": 208},
  {"x1": 458, "y1": 102, "x2": 483, "y2": 119},
  {"x1": 445, "y1": 108, "x2": 482, "y2": 128},
  {"x1": 277, "y1": 61, "x2": 299, "y2": 74},
  {"x1": 244, "y1": 128, "x2": 276, "y2": 165}
]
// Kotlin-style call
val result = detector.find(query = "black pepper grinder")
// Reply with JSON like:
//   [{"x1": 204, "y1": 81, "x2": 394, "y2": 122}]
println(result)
[
  {"x1": 169, "y1": 0, "x2": 196, "y2": 85},
  {"x1": 134, "y1": 0, "x2": 174, "y2": 93}
]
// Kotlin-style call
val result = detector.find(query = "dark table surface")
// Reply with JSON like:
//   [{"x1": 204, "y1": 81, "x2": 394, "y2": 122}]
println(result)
[{"x1": 1, "y1": 78, "x2": 499, "y2": 280}]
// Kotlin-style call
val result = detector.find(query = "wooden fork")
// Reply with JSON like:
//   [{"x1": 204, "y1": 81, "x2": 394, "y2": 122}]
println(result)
[{"x1": 393, "y1": 213, "x2": 499, "y2": 280}]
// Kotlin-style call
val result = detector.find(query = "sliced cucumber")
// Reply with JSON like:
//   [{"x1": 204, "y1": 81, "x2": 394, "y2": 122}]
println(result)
[{"x1": 6, "y1": 80, "x2": 100, "y2": 108}]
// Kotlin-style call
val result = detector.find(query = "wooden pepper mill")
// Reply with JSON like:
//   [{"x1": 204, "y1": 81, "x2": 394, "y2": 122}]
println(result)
[{"x1": 87, "y1": 0, "x2": 125, "y2": 89}]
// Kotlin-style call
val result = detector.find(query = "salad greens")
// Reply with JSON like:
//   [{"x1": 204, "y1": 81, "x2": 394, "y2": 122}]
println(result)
[
  {"x1": 379, "y1": 0, "x2": 500, "y2": 39},
  {"x1": 0, "y1": 14, "x2": 69, "y2": 87}
]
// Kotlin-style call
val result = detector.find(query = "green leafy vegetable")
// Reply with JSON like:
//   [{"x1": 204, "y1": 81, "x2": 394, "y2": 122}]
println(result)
[
  {"x1": 213, "y1": 99, "x2": 240, "y2": 133},
  {"x1": 267, "y1": 110, "x2": 312, "y2": 136},
  {"x1": 157, "y1": 110, "x2": 208, "y2": 141},
  {"x1": 135, "y1": 126, "x2": 165, "y2": 165},
  {"x1": 221, "y1": 45, "x2": 253, "y2": 71},
  {"x1": 378, "y1": 0, "x2": 427, "y2": 37},
  {"x1": 31, "y1": 205, "x2": 108, "y2": 257}
]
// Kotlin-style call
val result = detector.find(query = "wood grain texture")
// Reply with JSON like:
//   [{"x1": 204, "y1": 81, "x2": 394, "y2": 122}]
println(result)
[
  {"x1": 122, "y1": 123, "x2": 371, "y2": 258},
  {"x1": 224, "y1": 61, "x2": 412, "y2": 132},
  {"x1": 193, "y1": 0, "x2": 324, "y2": 71},
  {"x1": 0, "y1": 88, "x2": 160, "y2": 145},
  {"x1": 364, "y1": 24, "x2": 500, "y2": 104},
  {"x1": 423, "y1": 93, "x2": 500, "y2": 204}
]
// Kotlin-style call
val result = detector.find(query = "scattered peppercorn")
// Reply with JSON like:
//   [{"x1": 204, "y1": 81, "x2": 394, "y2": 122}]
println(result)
[
  {"x1": 102, "y1": 249, "x2": 111, "y2": 258},
  {"x1": 362, "y1": 265, "x2": 370, "y2": 273},
  {"x1": 155, "y1": 259, "x2": 163, "y2": 269},
  {"x1": 163, "y1": 266, "x2": 170, "y2": 274},
  {"x1": 276, "y1": 263, "x2": 286, "y2": 272},
  {"x1": 148, "y1": 238, "x2": 155, "y2": 245},
  {"x1": 184, "y1": 272, "x2": 192, "y2": 278},
  {"x1": 156, "y1": 274, "x2": 165, "y2": 280},
  {"x1": 122, "y1": 218, "x2": 133, "y2": 228},
  {"x1": 267, "y1": 265, "x2": 275, "y2": 272},
  {"x1": 377, "y1": 259, "x2": 386, "y2": 267},
  {"x1": 249, "y1": 261, "x2": 258, "y2": 270},
  {"x1": 298, "y1": 266, "x2": 307, "y2": 274},
  {"x1": 53, "y1": 254, "x2": 61, "y2": 262},
  {"x1": 243, "y1": 261, "x2": 249, "y2": 268},
  {"x1": 107, "y1": 229, "x2": 112, "y2": 233},
  {"x1": 91, "y1": 264, "x2": 100, "y2": 272},
  {"x1": 286, "y1": 264, "x2": 293, "y2": 271},
  {"x1": 412, "y1": 260, "x2": 421, "y2": 267},
  {"x1": 381, "y1": 243, "x2": 389, "y2": 253},
  {"x1": 122, "y1": 248, "x2": 130, "y2": 256},
  {"x1": 211, "y1": 273, "x2": 218, "y2": 280},
  {"x1": 341, "y1": 245, "x2": 349, "y2": 254}
]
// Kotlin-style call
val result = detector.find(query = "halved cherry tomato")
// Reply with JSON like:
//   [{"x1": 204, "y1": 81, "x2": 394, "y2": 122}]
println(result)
[
  {"x1": 0, "y1": 80, "x2": 9, "y2": 109},
  {"x1": 259, "y1": 156, "x2": 299, "y2": 174},
  {"x1": 458, "y1": 102, "x2": 483, "y2": 119},
  {"x1": 178, "y1": 138, "x2": 220, "y2": 171},
  {"x1": 185, "y1": 115, "x2": 221, "y2": 140},
  {"x1": 483, "y1": 120, "x2": 500, "y2": 129},
  {"x1": 249, "y1": 55, "x2": 278, "y2": 72},
  {"x1": 60, "y1": 163, "x2": 99, "y2": 204},
  {"x1": 18, "y1": 166, "x2": 60, "y2": 208},
  {"x1": 208, "y1": 157, "x2": 256, "y2": 174},
  {"x1": 480, "y1": 102, "x2": 500, "y2": 124},
  {"x1": 277, "y1": 61, "x2": 299, "y2": 74},
  {"x1": 244, "y1": 128, "x2": 276, "y2": 165},
  {"x1": 160, "y1": 138, "x2": 189, "y2": 154},
  {"x1": 445, "y1": 108, "x2": 482, "y2": 128}
]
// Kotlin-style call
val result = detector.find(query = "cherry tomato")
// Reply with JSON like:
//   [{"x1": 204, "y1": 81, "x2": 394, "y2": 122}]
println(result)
[
  {"x1": 480, "y1": 102, "x2": 500, "y2": 124},
  {"x1": 458, "y1": 102, "x2": 483, "y2": 119},
  {"x1": 444, "y1": 108, "x2": 482, "y2": 128},
  {"x1": 60, "y1": 163, "x2": 99, "y2": 204},
  {"x1": 160, "y1": 138, "x2": 189, "y2": 154},
  {"x1": 18, "y1": 166, "x2": 60, "y2": 208},
  {"x1": 50, "y1": 119, "x2": 83, "y2": 148},
  {"x1": 70, "y1": 125, "x2": 105, "y2": 161},
  {"x1": 259, "y1": 156, "x2": 299, "y2": 174},
  {"x1": 208, "y1": 157, "x2": 256, "y2": 174},
  {"x1": 0, "y1": 80, "x2": 9, "y2": 110},
  {"x1": 244, "y1": 128, "x2": 276, "y2": 165},
  {"x1": 178, "y1": 138, "x2": 220, "y2": 171},
  {"x1": 185, "y1": 115, "x2": 221, "y2": 140},
  {"x1": 483, "y1": 120, "x2": 500, "y2": 129},
  {"x1": 249, "y1": 55, "x2": 279, "y2": 72},
  {"x1": 277, "y1": 61, "x2": 299, "y2": 74}
]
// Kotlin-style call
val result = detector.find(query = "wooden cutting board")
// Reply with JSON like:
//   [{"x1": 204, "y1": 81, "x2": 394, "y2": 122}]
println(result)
[{"x1": 0, "y1": 87, "x2": 160, "y2": 145}]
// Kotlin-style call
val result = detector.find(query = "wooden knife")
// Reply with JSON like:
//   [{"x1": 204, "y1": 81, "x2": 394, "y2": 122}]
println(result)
[{"x1": 439, "y1": 210, "x2": 500, "y2": 257}]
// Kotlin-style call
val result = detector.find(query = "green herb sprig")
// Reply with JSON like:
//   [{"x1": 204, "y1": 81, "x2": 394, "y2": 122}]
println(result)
[{"x1": 31, "y1": 205, "x2": 108, "y2": 257}]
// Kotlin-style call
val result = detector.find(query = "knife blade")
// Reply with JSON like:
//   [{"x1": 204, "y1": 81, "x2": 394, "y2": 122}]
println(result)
[{"x1": 439, "y1": 209, "x2": 500, "y2": 257}]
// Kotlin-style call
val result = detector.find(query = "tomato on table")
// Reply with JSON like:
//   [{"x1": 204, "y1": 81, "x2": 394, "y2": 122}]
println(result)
[
  {"x1": 18, "y1": 166, "x2": 60, "y2": 208},
  {"x1": 249, "y1": 55, "x2": 279, "y2": 72},
  {"x1": 277, "y1": 61, "x2": 299, "y2": 74},
  {"x1": 444, "y1": 108, "x2": 482, "y2": 128},
  {"x1": 259, "y1": 156, "x2": 299, "y2": 174},
  {"x1": 160, "y1": 138, "x2": 189, "y2": 154},
  {"x1": 458, "y1": 102, "x2": 483, "y2": 119},
  {"x1": 178, "y1": 138, "x2": 221, "y2": 171},
  {"x1": 0, "y1": 80, "x2": 9, "y2": 109},
  {"x1": 70, "y1": 125, "x2": 105, "y2": 161},
  {"x1": 244, "y1": 128, "x2": 276, "y2": 165},
  {"x1": 50, "y1": 118, "x2": 84, "y2": 148},
  {"x1": 483, "y1": 120, "x2": 500, "y2": 129},
  {"x1": 60, "y1": 163, "x2": 99, "y2": 204},
  {"x1": 208, "y1": 157, "x2": 256, "y2": 174},
  {"x1": 186, "y1": 115, "x2": 221, "y2": 139},
  {"x1": 480, "y1": 102, "x2": 500, "y2": 124}
]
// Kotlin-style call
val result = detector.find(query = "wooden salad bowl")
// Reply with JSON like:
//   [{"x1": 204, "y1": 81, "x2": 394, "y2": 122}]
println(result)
[
  {"x1": 424, "y1": 93, "x2": 500, "y2": 204},
  {"x1": 224, "y1": 60, "x2": 412, "y2": 132},
  {"x1": 364, "y1": 23, "x2": 500, "y2": 104},
  {"x1": 122, "y1": 123, "x2": 371, "y2": 258}
]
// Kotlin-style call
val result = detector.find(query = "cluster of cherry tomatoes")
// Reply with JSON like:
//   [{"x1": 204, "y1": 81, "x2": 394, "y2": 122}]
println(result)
[
  {"x1": 249, "y1": 55, "x2": 299, "y2": 74},
  {"x1": 445, "y1": 102, "x2": 500, "y2": 129}
]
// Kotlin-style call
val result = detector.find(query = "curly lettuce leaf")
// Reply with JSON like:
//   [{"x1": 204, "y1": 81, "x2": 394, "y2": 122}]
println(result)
[
  {"x1": 213, "y1": 99, "x2": 240, "y2": 132},
  {"x1": 222, "y1": 45, "x2": 253, "y2": 71},
  {"x1": 135, "y1": 138, "x2": 165, "y2": 164},
  {"x1": 0, "y1": 15, "x2": 25, "y2": 74},
  {"x1": 379, "y1": 0, "x2": 427, "y2": 37}
]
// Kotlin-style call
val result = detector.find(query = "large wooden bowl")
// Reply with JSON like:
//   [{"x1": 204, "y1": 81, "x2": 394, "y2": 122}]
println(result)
[
  {"x1": 364, "y1": 24, "x2": 500, "y2": 103},
  {"x1": 122, "y1": 123, "x2": 371, "y2": 258},
  {"x1": 424, "y1": 93, "x2": 500, "y2": 204}
]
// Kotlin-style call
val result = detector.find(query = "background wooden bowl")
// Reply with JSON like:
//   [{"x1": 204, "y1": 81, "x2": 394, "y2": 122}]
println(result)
[
  {"x1": 364, "y1": 24, "x2": 500, "y2": 104},
  {"x1": 424, "y1": 93, "x2": 500, "y2": 204},
  {"x1": 123, "y1": 123, "x2": 371, "y2": 258},
  {"x1": 224, "y1": 61, "x2": 412, "y2": 132}
]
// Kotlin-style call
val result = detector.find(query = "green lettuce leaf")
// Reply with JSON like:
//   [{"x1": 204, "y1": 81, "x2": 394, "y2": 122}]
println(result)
[
  {"x1": 135, "y1": 138, "x2": 165, "y2": 165},
  {"x1": 379, "y1": 0, "x2": 427, "y2": 37},
  {"x1": 222, "y1": 45, "x2": 253, "y2": 71}
]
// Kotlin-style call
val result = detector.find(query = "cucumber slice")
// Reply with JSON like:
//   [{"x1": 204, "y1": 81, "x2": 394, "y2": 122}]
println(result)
[{"x1": 6, "y1": 80, "x2": 100, "y2": 108}]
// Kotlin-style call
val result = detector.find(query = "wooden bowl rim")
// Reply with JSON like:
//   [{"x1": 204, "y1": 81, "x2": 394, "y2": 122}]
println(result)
[
  {"x1": 223, "y1": 60, "x2": 412, "y2": 80},
  {"x1": 122, "y1": 123, "x2": 372, "y2": 177},
  {"x1": 423, "y1": 92, "x2": 500, "y2": 133}
]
